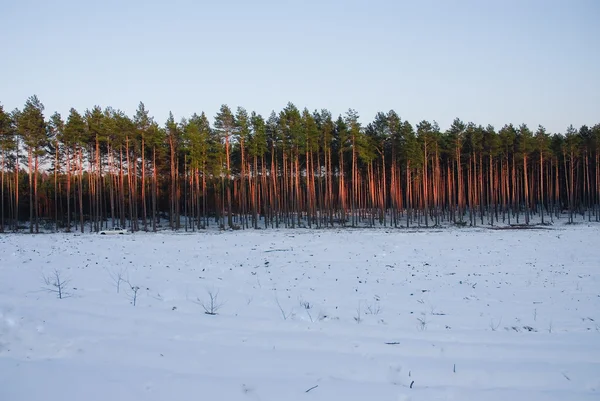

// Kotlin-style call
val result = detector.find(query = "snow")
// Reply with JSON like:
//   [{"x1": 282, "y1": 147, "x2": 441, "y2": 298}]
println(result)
[{"x1": 1, "y1": 225, "x2": 599, "y2": 401}]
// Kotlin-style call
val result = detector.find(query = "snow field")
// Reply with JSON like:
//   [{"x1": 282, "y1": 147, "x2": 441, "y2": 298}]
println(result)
[{"x1": 1, "y1": 225, "x2": 599, "y2": 401}]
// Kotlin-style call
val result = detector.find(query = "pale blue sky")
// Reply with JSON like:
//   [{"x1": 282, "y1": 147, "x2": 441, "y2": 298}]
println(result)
[{"x1": 1, "y1": 0, "x2": 598, "y2": 132}]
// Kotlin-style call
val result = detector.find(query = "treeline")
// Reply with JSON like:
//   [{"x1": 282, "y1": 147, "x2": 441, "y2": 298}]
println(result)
[{"x1": 0, "y1": 95, "x2": 599, "y2": 233}]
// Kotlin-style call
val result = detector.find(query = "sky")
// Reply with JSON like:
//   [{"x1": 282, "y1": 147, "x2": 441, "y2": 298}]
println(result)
[{"x1": 1, "y1": 0, "x2": 599, "y2": 133}]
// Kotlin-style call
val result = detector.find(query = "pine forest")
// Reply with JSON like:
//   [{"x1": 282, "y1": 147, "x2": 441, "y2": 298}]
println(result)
[{"x1": 1, "y1": 95, "x2": 599, "y2": 233}]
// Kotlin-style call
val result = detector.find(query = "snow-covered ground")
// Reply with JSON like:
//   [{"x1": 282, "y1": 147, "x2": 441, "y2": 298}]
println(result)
[{"x1": 1, "y1": 225, "x2": 599, "y2": 401}]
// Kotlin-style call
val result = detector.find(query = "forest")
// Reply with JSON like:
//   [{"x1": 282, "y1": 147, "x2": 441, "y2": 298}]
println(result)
[{"x1": 0, "y1": 95, "x2": 599, "y2": 233}]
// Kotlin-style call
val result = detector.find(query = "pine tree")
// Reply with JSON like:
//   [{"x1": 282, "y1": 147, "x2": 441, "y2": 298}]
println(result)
[
  {"x1": 564, "y1": 126, "x2": 580, "y2": 222},
  {"x1": 498, "y1": 124, "x2": 516, "y2": 223},
  {"x1": 236, "y1": 107, "x2": 251, "y2": 228},
  {"x1": 165, "y1": 112, "x2": 180, "y2": 229},
  {"x1": 146, "y1": 122, "x2": 165, "y2": 231},
  {"x1": 250, "y1": 112, "x2": 267, "y2": 228},
  {"x1": 517, "y1": 124, "x2": 534, "y2": 224},
  {"x1": 85, "y1": 106, "x2": 106, "y2": 232},
  {"x1": 302, "y1": 108, "x2": 319, "y2": 227},
  {"x1": 63, "y1": 108, "x2": 87, "y2": 232},
  {"x1": 0, "y1": 105, "x2": 16, "y2": 232},
  {"x1": 483, "y1": 125, "x2": 500, "y2": 225},
  {"x1": 400, "y1": 120, "x2": 419, "y2": 227},
  {"x1": 535, "y1": 126, "x2": 550, "y2": 223},
  {"x1": 214, "y1": 105, "x2": 236, "y2": 228},
  {"x1": 446, "y1": 118, "x2": 466, "y2": 222},
  {"x1": 17, "y1": 96, "x2": 47, "y2": 233},
  {"x1": 48, "y1": 112, "x2": 64, "y2": 231}
]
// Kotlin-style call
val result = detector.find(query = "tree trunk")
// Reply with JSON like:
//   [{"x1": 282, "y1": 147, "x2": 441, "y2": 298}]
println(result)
[
  {"x1": 540, "y1": 149, "x2": 544, "y2": 224},
  {"x1": 78, "y1": 148, "x2": 84, "y2": 233},
  {"x1": 1, "y1": 150, "x2": 5, "y2": 233},
  {"x1": 152, "y1": 146, "x2": 157, "y2": 232},
  {"x1": 34, "y1": 153, "x2": 39, "y2": 233},
  {"x1": 28, "y1": 148, "x2": 33, "y2": 233},
  {"x1": 141, "y1": 137, "x2": 147, "y2": 231}
]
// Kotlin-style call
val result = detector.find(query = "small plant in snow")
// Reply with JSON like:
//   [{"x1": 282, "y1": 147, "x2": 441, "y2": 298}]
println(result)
[
  {"x1": 354, "y1": 301, "x2": 362, "y2": 324},
  {"x1": 417, "y1": 315, "x2": 428, "y2": 331},
  {"x1": 42, "y1": 269, "x2": 71, "y2": 299},
  {"x1": 197, "y1": 289, "x2": 224, "y2": 315},
  {"x1": 490, "y1": 318, "x2": 502, "y2": 331},
  {"x1": 365, "y1": 300, "x2": 382, "y2": 316},
  {"x1": 299, "y1": 298, "x2": 312, "y2": 310},
  {"x1": 275, "y1": 297, "x2": 293, "y2": 320},
  {"x1": 107, "y1": 267, "x2": 127, "y2": 293},
  {"x1": 124, "y1": 279, "x2": 140, "y2": 306},
  {"x1": 299, "y1": 298, "x2": 313, "y2": 322},
  {"x1": 317, "y1": 310, "x2": 328, "y2": 321}
]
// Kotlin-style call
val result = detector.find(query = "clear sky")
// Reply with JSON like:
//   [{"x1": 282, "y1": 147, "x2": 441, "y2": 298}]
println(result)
[{"x1": 1, "y1": 0, "x2": 598, "y2": 133}]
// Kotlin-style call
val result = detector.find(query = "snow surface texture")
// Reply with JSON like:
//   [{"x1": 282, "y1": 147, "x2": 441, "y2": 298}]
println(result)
[{"x1": 1, "y1": 226, "x2": 599, "y2": 401}]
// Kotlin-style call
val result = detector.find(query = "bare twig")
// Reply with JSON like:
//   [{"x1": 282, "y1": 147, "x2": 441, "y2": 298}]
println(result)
[
  {"x1": 305, "y1": 385, "x2": 318, "y2": 393},
  {"x1": 490, "y1": 318, "x2": 502, "y2": 331}
]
